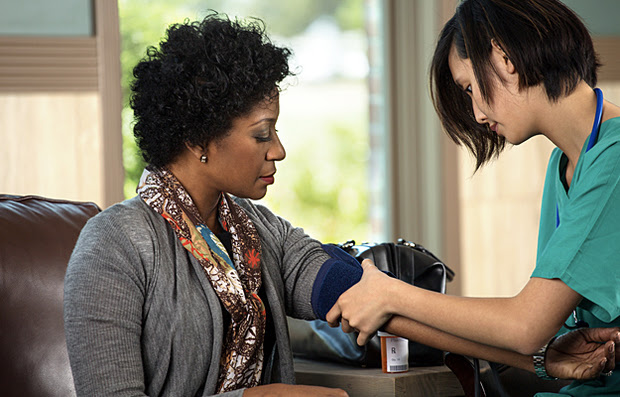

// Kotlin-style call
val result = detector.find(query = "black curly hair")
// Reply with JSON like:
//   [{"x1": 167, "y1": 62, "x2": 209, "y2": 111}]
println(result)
[{"x1": 130, "y1": 12, "x2": 293, "y2": 167}]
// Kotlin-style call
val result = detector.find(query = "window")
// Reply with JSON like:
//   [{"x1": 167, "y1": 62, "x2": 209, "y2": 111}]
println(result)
[{"x1": 118, "y1": 0, "x2": 388, "y2": 243}]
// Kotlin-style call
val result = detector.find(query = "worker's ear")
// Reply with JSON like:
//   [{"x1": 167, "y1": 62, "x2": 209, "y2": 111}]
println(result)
[{"x1": 491, "y1": 39, "x2": 515, "y2": 76}]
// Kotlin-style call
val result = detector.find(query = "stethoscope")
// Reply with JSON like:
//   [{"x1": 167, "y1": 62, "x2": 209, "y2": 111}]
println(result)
[{"x1": 556, "y1": 87, "x2": 603, "y2": 330}]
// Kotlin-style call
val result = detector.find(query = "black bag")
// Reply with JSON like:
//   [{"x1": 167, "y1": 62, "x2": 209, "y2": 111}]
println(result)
[{"x1": 290, "y1": 238, "x2": 455, "y2": 367}]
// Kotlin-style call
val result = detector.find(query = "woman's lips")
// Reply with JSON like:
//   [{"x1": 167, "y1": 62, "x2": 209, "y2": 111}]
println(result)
[
  {"x1": 490, "y1": 123, "x2": 498, "y2": 132},
  {"x1": 260, "y1": 174, "x2": 275, "y2": 184}
]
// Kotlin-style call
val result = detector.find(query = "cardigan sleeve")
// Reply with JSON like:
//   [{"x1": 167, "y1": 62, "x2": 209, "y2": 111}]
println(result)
[
  {"x1": 64, "y1": 208, "x2": 150, "y2": 396},
  {"x1": 234, "y1": 198, "x2": 328, "y2": 319},
  {"x1": 235, "y1": 198, "x2": 367, "y2": 320}
]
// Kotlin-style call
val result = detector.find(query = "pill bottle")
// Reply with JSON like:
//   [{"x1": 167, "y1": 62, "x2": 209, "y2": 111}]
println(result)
[{"x1": 377, "y1": 331, "x2": 409, "y2": 373}]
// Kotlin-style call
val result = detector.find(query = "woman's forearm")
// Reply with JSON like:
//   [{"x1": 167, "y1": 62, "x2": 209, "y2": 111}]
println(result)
[{"x1": 384, "y1": 276, "x2": 581, "y2": 355}]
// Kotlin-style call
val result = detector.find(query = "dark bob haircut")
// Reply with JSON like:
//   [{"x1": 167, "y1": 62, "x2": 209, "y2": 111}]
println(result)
[
  {"x1": 130, "y1": 12, "x2": 293, "y2": 167},
  {"x1": 430, "y1": 0, "x2": 600, "y2": 169}
]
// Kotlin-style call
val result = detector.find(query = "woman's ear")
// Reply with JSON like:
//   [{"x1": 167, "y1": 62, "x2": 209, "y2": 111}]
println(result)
[
  {"x1": 185, "y1": 142, "x2": 206, "y2": 162},
  {"x1": 491, "y1": 39, "x2": 516, "y2": 75}
]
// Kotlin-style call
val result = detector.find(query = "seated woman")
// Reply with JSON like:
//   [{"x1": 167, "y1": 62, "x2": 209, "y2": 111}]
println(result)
[
  {"x1": 63, "y1": 13, "x2": 347, "y2": 397},
  {"x1": 64, "y1": 10, "x2": 616, "y2": 397}
]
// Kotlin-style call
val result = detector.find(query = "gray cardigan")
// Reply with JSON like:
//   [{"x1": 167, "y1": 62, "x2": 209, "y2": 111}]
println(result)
[{"x1": 64, "y1": 196, "x2": 329, "y2": 396}]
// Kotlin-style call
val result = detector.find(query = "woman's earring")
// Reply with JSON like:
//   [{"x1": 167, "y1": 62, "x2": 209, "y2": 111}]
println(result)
[{"x1": 200, "y1": 154, "x2": 207, "y2": 163}]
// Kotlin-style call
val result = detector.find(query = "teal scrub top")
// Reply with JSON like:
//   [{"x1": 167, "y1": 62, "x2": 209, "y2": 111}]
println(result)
[{"x1": 533, "y1": 117, "x2": 620, "y2": 396}]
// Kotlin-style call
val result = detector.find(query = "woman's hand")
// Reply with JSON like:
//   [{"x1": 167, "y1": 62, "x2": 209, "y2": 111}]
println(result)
[
  {"x1": 546, "y1": 328, "x2": 620, "y2": 379},
  {"x1": 326, "y1": 259, "x2": 395, "y2": 346},
  {"x1": 243, "y1": 384, "x2": 348, "y2": 396}
]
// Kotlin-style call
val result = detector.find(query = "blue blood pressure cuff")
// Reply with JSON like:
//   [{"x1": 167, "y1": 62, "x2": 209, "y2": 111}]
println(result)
[{"x1": 311, "y1": 244, "x2": 363, "y2": 321}]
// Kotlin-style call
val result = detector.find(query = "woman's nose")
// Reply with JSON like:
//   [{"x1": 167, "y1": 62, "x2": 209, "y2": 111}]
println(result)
[
  {"x1": 268, "y1": 131, "x2": 286, "y2": 161},
  {"x1": 471, "y1": 100, "x2": 488, "y2": 124}
]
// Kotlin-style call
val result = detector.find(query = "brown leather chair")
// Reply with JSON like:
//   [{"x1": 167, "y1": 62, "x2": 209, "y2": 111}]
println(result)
[{"x1": 0, "y1": 194, "x2": 100, "y2": 397}]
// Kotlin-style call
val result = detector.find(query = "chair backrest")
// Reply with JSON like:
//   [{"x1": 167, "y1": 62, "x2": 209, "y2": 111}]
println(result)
[{"x1": 0, "y1": 195, "x2": 100, "y2": 397}]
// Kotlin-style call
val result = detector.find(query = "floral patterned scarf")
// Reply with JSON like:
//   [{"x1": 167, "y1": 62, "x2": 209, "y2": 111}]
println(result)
[{"x1": 137, "y1": 166, "x2": 266, "y2": 393}]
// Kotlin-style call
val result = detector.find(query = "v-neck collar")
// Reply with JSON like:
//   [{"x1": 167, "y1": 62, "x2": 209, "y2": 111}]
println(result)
[{"x1": 557, "y1": 137, "x2": 589, "y2": 196}]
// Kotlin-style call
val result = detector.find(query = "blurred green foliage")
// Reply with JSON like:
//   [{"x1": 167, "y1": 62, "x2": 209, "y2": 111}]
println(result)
[
  {"x1": 118, "y1": 0, "x2": 364, "y2": 106},
  {"x1": 118, "y1": 0, "x2": 369, "y2": 243}
]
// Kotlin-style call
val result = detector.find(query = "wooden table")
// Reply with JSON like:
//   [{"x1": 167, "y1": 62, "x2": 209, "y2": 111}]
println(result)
[{"x1": 294, "y1": 358, "x2": 465, "y2": 397}]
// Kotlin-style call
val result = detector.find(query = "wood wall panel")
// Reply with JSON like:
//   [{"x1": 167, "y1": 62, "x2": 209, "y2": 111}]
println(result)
[
  {"x1": 0, "y1": 93, "x2": 103, "y2": 203},
  {"x1": 458, "y1": 138, "x2": 554, "y2": 297},
  {"x1": 94, "y1": 0, "x2": 124, "y2": 207}
]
